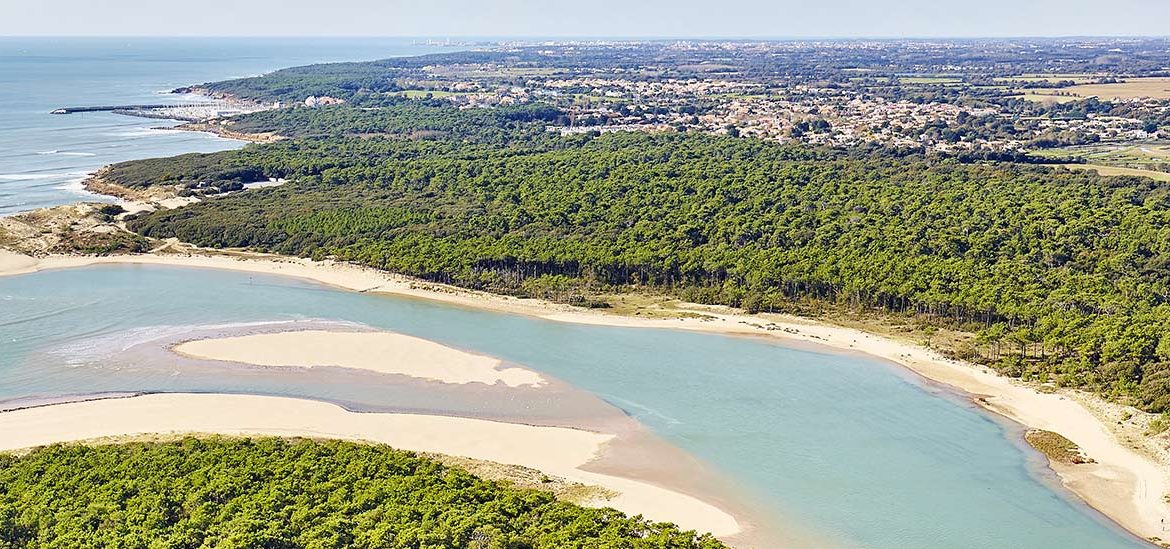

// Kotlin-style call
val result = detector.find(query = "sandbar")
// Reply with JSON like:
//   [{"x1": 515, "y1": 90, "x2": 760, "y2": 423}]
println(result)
[{"x1": 173, "y1": 330, "x2": 543, "y2": 388}]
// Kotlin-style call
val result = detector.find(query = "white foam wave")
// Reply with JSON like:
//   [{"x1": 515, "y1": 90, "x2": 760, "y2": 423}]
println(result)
[
  {"x1": 56, "y1": 176, "x2": 91, "y2": 193},
  {"x1": 35, "y1": 150, "x2": 95, "y2": 157},
  {"x1": 0, "y1": 171, "x2": 90, "y2": 181}
]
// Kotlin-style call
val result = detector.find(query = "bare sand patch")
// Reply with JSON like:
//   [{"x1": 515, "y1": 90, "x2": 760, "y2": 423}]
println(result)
[
  {"x1": 0, "y1": 249, "x2": 38, "y2": 274},
  {"x1": 173, "y1": 330, "x2": 544, "y2": 388}
]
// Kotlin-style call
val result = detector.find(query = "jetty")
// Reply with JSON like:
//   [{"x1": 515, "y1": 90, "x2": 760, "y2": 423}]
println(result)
[{"x1": 50, "y1": 103, "x2": 211, "y2": 114}]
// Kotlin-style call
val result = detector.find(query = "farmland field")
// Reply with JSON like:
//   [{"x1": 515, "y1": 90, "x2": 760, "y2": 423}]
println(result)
[
  {"x1": 1045, "y1": 163, "x2": 1170, "y2": 182},
  {"x1": 1029, "y1": 77, "x2": 1170, "y2": 100},
  {"x1": 1032, "y1": 142, "x2": 1170, "y2": 172}
]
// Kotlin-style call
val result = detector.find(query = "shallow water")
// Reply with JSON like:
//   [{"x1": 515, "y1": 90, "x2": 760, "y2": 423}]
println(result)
[
  {"x1": 0, "y1": 264, "x2": 1153, "y2": 548},
  {"x1": 0, "y1": 37, "x2": 458, "y2": 215}
]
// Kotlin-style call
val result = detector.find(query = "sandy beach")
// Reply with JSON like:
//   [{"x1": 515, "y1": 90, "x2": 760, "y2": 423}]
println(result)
[
  {"x1": 173, "y1": 330, "x2": 545, "y2": 387},
  {"x1": 0, "y1": 393, "x2": 739, "y2": 538},
  {"x1": 0, "y1": 249, "x2": 38, "y2": 273},
  {"x1": 2, "y1": 247, "x2": 1168, "y2": 543}
]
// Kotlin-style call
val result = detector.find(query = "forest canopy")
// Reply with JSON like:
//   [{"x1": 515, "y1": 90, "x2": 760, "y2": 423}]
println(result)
[
  {"x1": 118, "y1": 123, "x2": 1170, "y2": 412},
  {"x1": 0, "y1": 437, "x2": 726, "y2": 548}
]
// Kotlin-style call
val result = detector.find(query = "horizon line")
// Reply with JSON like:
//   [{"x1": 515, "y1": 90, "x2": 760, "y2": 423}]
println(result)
[{"x1": 3, "y1": 34, "x2": 1170, "y2": 41}]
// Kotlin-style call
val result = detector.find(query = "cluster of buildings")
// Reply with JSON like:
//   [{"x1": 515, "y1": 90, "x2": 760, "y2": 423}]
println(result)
[
  {"x1": 406, "y1": 70, "x2": 1167, "y2": 152},
  {"x1": 398, "y1": 58, "x2": 1164, "y2": 152},
  {"x1": 699, "y1": 92, "x2": 1002, "y2": 148},
  {"x1": 304, "y1": 96, "x2": 346, "y2": 108},
  {"x1": 301, "y1": 42, "x2": 1170, "y2": 154}
]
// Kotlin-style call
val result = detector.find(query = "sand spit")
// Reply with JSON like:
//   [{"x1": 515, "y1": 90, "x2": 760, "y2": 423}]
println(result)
[
  {"x1": 0, "y1": 393, "x2": 740, "y2": 539},
  {"x1": 173, "y1": 330, "x2": 544, "y2": 388}
]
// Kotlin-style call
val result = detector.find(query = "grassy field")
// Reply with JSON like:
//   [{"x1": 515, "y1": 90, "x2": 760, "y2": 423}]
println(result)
[
  {"x1": 1028, "y1": 77, "x2": 1170, "y2": 101},
  {"x1": 1032, "y1": 142, "x2": 1170, "y2": 172},
  {"x1": 1045, "y1": 163, "x2": 1170, "y2": 182},
  {"x1": 1011, "y1": 92, "x2": 1081, "y2": 104},
  {"x1": 998, "y1": 73, "x2": 1105, "y2": 84},
  {"x1": 899, "y1": 76, "x2": 964, "y2": 85}
]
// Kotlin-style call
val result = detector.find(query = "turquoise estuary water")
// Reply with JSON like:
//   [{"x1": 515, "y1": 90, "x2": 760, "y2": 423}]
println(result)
[
  {"x1": 0, "y1": 37, "x2": 1155, "y2": 548},
  {"x1": 0, "y1": 265, "x2": 1152, "y2": 549}
]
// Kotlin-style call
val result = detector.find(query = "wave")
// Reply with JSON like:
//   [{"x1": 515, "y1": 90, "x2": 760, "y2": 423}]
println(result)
[
  {"x1": 0, "y1": 171, "x2": 90, "y2": 181},
  {"x1": 56, "y1": 176, "x2": 92, "y2": 194},
  {"x1": 34, "y1": 150, "x2": 96, "y2": 157}
]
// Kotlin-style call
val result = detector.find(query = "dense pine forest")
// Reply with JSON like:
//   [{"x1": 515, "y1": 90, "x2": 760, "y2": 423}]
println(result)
[
  {"x1": 0, "y1": 438, "x2": 725, "y2": 548},
  {"x1": 108, "y1": 101, "x2": 1170, "y2": 412}
]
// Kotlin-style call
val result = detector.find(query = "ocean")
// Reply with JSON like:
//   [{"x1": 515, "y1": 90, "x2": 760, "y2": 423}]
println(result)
[{"x1": 0, "y1": 37, "x2": 459, "y2": 215}]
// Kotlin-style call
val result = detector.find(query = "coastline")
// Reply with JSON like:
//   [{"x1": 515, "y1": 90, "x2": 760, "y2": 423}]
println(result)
[
  {"x1": 0, "y1": 392, "x2": 740, "y2": 540},
  {"x1": 173, "y1": 121, "x2": 283, "y2": 143},
  {"x1": 2, "y1": 247, "x2": 1168, "y2": 544}
]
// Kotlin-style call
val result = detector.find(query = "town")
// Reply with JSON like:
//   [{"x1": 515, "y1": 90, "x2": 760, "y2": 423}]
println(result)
[{"x1": 208, "y1": 39, "x2": 1166, "y2": 170}]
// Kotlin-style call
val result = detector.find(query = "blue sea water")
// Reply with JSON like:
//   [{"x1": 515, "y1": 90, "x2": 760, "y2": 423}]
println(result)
[
  {"x1": 0, "y1": 37, "x2": 1157, "y2": 548},
  {"x1": 0, "y1": 37, "x2": 458, "y2": 215}
]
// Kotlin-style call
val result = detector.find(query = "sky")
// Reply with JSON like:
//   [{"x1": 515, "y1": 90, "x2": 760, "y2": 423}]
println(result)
[{"x1": 2, "y1": 0, "x2": 1169, "y2": 39}]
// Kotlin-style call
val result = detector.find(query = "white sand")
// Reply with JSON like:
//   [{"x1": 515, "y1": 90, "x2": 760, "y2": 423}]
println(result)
[
  {"x1": 0, "y1": 393, "x2": 739, "y2": 538},
  {"x1": 174, "y1": 330, "x2": 544, "y2": 388},
  {"x1": 0, "y1": 249, "x2": 38, "y2": 275},
  {"x1": 1, "y1": 249, "x2": 1167, "y2": 540}
]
